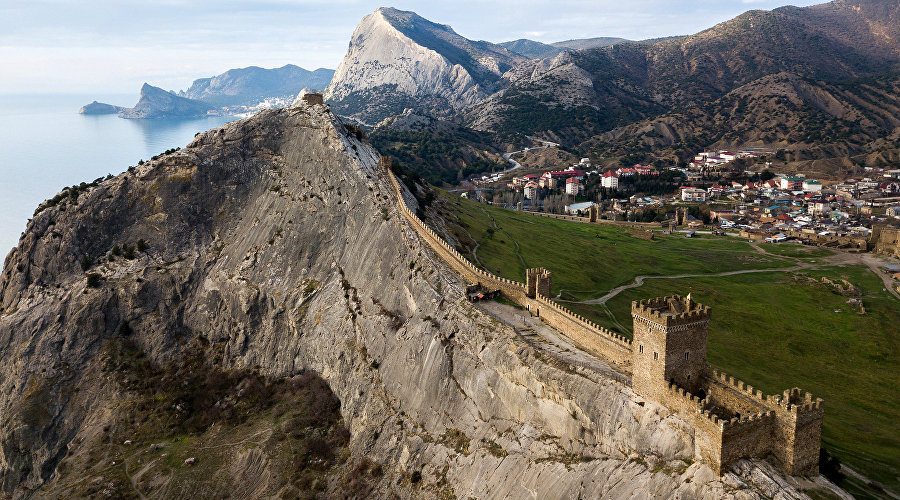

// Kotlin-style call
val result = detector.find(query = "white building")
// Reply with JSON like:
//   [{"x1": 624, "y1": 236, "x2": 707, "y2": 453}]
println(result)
[
  {"x1": 524, "y1": 181, "x2": 539, "y2": 200},
  {"x1": 802, "y1": 179, "x2": 823, "y2": 192},
  {"x1": 681, "y1": 187, "x2": 708, "y2": 202},
  {"x1": 601, "y1": 171, "x2": 619, "y2": 189}
]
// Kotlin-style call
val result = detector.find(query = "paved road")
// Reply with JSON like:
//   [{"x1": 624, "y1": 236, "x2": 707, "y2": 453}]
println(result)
[{"x1": 499, "y1": 135, "x2": 559, "y2": 174}]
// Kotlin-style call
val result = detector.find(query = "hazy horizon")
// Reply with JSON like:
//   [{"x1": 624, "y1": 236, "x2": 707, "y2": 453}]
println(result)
[{"x1": 2, "y1": 0, "x2": 824, "y2": 95}]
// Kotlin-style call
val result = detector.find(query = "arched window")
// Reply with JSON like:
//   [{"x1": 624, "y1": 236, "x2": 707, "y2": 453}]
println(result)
[{"x1": 639, "y1": 345, "x2": 644, "y2": 354}]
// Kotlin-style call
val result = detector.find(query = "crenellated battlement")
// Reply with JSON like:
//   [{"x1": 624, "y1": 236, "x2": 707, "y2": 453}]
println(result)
[{"x1": 632, "y1": 295, "x2": 711, "y2": 328}]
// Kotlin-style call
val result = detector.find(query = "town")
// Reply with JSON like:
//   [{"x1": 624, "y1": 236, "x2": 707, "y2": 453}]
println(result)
[{"x1": 462, "y1": 147, "x2": 900, "y2": 249}]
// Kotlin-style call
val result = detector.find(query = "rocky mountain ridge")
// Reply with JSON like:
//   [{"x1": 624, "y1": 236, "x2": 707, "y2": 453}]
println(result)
[
  {"x1": 0, "y1": 97, "x2": 839, "y2": 498},
  {"x1": 327, "y1": 0, "x2": 900, "y2": 175},
  {"x1": 179, "y1": 64, "x2": 335, "y2": 107},
  {"x1": 324, "y1": 7, "x2": 524, "y2": 124}
]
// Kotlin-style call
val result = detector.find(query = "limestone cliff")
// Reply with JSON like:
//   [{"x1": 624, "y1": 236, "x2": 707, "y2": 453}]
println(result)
[
  {"x1": 324, "y1": 7, "x2": 523, "y2": 125},
  {"x1": 0, "y1": 101, "x2": 833, "y2": 498}
]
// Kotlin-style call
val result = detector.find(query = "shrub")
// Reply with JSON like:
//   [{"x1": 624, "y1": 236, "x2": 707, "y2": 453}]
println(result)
[
  {"x1": 136, "y1": 239, "x2": 148, "y2": 252},
  {"x1": 80, "y1": 256, "x2": 93, "y2": 271},
  {"x1": 410, "y1": 470, "x2": 421, "y2": 484},
  {"x1": 86, "y1": 273, "x2": 102, "y2": 288},
  {"x1": 111, "y1": 245, "x2": 121, "y2": 257}
]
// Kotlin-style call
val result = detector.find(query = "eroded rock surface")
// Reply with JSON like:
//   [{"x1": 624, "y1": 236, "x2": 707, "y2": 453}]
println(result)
[{"x1": 0, "y1": 101, "x2": 833, "y2": 498}]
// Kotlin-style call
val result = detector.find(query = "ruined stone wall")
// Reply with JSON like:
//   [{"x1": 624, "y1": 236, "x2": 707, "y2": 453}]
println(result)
[
  {"x1": 875, "y1": 227, "x2": 900, "y2": 258},
  {"x1": 781, "y1": 229, "x2": 869, "y2": 250},
  {"x1": 522, "y1": 210, "x2": 661, "y2": 229}
]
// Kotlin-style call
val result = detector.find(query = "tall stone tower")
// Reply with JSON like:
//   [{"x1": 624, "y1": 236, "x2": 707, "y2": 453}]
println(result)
[
  {"x1": 526, "y1": 268, "x2": 552, "y2": 298},
  {"x1": 631, "y1": 295, "x2": 711, "y2": 398},
  {"x1": 589, "y1": 204, "x2": 599, "y2": 223}
]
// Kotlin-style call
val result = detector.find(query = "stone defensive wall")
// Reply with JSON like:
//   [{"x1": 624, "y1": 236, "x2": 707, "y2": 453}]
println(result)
[
  {"x1": 526, "y1": 293, "x2": 632, "y2": 367},
  {"x1": 522, "y1": 210, "x2": 662, "y2": 229},
  {"x1": 781, "y1": 229, "x2": 869, "y2": 250},
  {"x1": 384, "y1": 164, "x2": 633, "y2": 368},
  {"x1": 874, "y1": 226, "x2": 900, "y2": 258},
  {"x1": 700, "y1": 369, "x2": 823, "y2": 475}
]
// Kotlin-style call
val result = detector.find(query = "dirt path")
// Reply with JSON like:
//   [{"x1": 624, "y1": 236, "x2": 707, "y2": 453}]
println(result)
[{"x1": 576, "y1": 263, "x2": 819, "y2": 305}]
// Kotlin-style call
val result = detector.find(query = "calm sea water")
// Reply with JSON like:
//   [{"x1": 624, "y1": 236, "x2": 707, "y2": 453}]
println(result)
[{"x1": 0, "y1": 94, "x2": 239, "y2": 266}]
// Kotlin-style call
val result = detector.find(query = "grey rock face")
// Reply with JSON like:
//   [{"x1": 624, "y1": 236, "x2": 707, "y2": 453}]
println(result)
[
  {"x1": 324, "y1": 7, "x2": 524, "y2": 124},
  {"x1": 118, "y1": 83, "x2": 213, "y2": 119},
  {"x1": 0, "y1": 102, "x2": 831, "y2": 498}
]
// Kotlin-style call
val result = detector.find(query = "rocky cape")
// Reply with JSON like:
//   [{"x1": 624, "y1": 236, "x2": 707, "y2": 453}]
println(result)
[
  {"x1": 78, "y1": 101, "x2": 126, "y2": 115},
  {"x1": 0, "y1": 99, "x2": 842, "y2": 498},
  {"x1": 116, "y1": 83, "x2": 214, "y2": 119}
]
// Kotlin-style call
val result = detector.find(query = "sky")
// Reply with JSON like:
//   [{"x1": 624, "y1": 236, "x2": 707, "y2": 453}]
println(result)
[{"x1": 0, "y1": 0, "x2": 825, "y2": 96}]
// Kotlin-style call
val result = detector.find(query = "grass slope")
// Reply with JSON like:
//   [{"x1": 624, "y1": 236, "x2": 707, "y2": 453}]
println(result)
[{"x1": 437, "y1": 192, "x2": 899, "y2": 493}]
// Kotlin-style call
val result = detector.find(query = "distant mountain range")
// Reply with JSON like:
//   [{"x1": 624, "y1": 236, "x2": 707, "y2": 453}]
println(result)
[
  {"x1": 80, "y1": 64, "x2": 335, "y2": 119},
  {"x1": 327, "y1": 1, "x2": 900, "y2": 182},
  {"x1": 178, "y1": 65, "x2": 334, "y2": 107}
]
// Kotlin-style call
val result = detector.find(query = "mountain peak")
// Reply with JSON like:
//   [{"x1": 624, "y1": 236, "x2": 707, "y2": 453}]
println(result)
[{"x1": 325, "y1": 7, "x2": 522, "y2": 124}]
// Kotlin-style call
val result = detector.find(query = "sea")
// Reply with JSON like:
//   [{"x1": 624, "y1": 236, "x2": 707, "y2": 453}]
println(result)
[{"x1": 0, "y1": 94, "x2": 240, "y2": 267}]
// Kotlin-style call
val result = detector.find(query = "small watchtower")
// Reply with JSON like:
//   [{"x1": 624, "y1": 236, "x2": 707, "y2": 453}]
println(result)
[
  {"x1": 589, "y1": 204, "x2": 599, "y2": 223},
  {"x1": 526, "y1": 268, "x2": 552, "y2": 298},
  {"x1": 631, "y1": 295, "x2": 711, "y2": 398}
]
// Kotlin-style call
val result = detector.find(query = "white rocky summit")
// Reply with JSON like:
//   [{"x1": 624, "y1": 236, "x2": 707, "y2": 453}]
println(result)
[{"x1": 325, "y1": 7, "x2": 523, "y2": 124}]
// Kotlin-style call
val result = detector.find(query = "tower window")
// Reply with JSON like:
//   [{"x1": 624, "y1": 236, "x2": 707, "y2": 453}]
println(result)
[
  {"x1": 654, "y1": 352, "x2": 658, "y2": 360},
  {"x1": 639, "y1": 345, "x2": 643, "y2": 354},
  {"x1": 685, "y1": 351, "x2": 689, "y2": 361}
]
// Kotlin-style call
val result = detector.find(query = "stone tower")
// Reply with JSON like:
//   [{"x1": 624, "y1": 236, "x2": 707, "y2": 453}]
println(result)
[
  {"x1": 379, "y1": 155, "x2": 392, "y2": 171},
  {"x1": 589, "y1": 204, "x2": 599, "y2": 223},
  {"x1": 526, "y1": 268, "x2": 552, "y2": 298},
  {"x1": 631, "y1": 295, "x2": 711, "y2": 398}
]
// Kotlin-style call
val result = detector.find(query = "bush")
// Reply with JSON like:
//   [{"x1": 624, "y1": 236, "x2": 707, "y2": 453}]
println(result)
[
  {"x1": 86, "y1": 273, "x2": 102, "y2": 288},
  {"x1": 80, "y1": 256, "x2": 93, "y2": 271},
  {"x1": 410, "y1": 470, "x2": 421, "y2": 484},
  {"x1": 136, "y1": 239, "x2": 148, "y2": 252}
]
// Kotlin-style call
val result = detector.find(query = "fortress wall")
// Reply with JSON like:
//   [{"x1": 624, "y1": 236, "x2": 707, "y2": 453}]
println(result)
[
  {"x1": 703, "y1": 370, "x2": 768, "y2": 416},
  {"x1": 720, "y1": 411, "x2": 777, "y2": 469},
  {"x1": 528, "y1": 294, "x2": 633, "y2": 367},
  {"x1": 385, "y1": 165, "x2": 632, "y2": 367},
  {"x1": 522, "y1": 210, "x2": 661, "y2": 229},
  {"x1": 875, "y1": 227, "x2": 900, "y2": 258},
  {"x1": 781, "y1": 229, "x2": 869, "y2": 250}
]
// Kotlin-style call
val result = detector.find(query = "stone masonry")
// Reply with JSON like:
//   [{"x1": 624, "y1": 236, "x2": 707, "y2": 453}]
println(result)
[
  {"x1": 383, "y1": 157, "x2": 823, "y2": 477},
  {"x1": 632, "y1": 296, "x2": 824, "y2": 476},
  {"x1": 525, "y1": 268, "x2": 551, "y2": 298}
]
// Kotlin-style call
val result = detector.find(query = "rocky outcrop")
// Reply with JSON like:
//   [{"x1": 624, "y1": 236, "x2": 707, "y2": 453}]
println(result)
[
  {"x1": 324, "y1": 7, "x2": 523, "y2": 124},
  {"x1": 0, "y1": 100, "x2": 835, "y2": 498},
  {"x1": 118, "y1": 83, "x2": 213, "y2": 119},
  {"x1": 78, "y1": 101, "x2": 125, "y2": 115}
]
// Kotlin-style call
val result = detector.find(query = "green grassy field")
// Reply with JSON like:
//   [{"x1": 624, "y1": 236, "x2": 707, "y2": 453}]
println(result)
[{"x1": 438, "y1": 193, "x2": 900, "y2": 494}]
